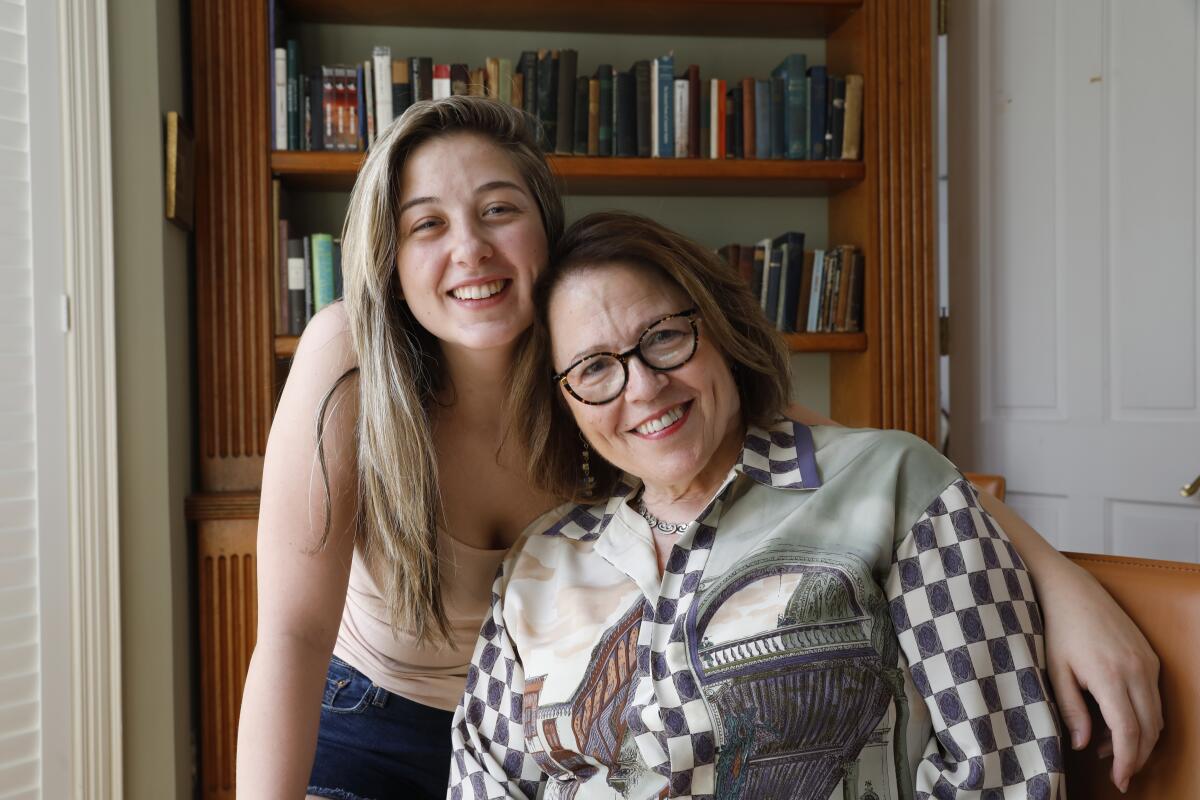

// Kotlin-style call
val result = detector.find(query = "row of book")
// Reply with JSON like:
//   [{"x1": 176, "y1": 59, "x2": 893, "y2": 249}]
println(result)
[
  {"x1": 275, "y1": 219, "x2": 344, "y2": 337},
  {"x1": 272, "y1": 44, "x2": 863, "y2": 161},
  {"x1": 718, "y1": 237, "x2": 864, "y2": 334}
]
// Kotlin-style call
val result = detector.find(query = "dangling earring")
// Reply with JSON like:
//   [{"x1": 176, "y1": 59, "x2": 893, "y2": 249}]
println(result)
[{"x1": 580, "y1": 436, "x2": 597, "y2": 493}]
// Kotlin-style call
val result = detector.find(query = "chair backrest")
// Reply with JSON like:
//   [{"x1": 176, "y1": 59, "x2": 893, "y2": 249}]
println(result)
[
  {"x1": 1060, "y1": 552, "x2": 1200, "y2": 798},
  {"x1": 964, "y1": 472, "x2": 1199, "y2": 794}
]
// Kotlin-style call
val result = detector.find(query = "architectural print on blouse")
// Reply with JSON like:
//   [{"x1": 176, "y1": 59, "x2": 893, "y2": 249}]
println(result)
[{"x1": 449, "y1": 421, "x2": 1063, "y2": 800}]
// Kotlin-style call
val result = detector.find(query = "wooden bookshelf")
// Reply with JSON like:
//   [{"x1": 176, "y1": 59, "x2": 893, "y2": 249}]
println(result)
[
  {"x1": 284, "y1": 0, "x2": 862, "y2": 38},
  {"x1": 272, "y1": 150, "x2": 866, "y2": 195},
  {"x1": 275, "y1": 331, "x2": 867, "y2": 360},
  {"x1": 190, "y1": 2, "x2": 935, "y2": 796}
]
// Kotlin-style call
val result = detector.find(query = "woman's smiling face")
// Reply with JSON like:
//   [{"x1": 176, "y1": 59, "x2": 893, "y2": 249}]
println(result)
[
  {"x1": 548, "y1": 261, "x2": 744, "y2": 495},
  {"x1": 396, "y1": 132, "x2": 548, "y2": 355}
]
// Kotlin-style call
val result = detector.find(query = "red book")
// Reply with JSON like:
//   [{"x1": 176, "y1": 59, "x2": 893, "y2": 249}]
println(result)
[
  {"x1": 712, "y1": 78, "x2": 727, "y2": 159},
  {"x1": 741, "y1": 77, "x2": 756, "y2": 159}
]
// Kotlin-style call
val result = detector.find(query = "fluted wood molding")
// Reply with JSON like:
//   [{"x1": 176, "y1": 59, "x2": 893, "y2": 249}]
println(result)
[
  {"x1": 829, "y1": 0, "x2": 937, "y2": 441},
  {"x1": 193, "y1": 0, "x2": 273, "y2": 491}
]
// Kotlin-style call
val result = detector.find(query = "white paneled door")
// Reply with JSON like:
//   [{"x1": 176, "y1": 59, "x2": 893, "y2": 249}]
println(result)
[{"x1": 948, "y1": 0, "x2": 1200, "y2": 559}]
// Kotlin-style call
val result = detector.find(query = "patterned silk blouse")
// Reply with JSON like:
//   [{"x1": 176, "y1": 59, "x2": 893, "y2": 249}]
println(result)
[{"x1": 448, "y1": 421, "x2": 1064, "y2": 799}]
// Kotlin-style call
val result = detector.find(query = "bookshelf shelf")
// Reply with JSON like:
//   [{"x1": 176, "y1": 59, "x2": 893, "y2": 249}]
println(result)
[
  {"x1": 271, "y1": 150, "x2": 866, "y2": 195},
  {"x1": 283, "y1": 0, "x2": 863, "y2": 38},
  {"x1": 274, "y1": 331, "x2": 865, "y2": 359}
]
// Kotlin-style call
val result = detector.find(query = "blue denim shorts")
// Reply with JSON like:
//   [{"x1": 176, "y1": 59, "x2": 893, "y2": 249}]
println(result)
[{"x1": 307, "y1": 655, "x2": 455, "y2": 800}]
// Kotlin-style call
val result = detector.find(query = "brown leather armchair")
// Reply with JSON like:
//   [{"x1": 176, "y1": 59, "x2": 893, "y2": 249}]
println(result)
[{"x1": 964, "y1": 472, "x2": 1200, "y2": 797}]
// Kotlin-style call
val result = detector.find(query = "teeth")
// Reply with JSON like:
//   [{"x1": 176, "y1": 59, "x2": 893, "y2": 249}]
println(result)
[
  {"x1": 451, "y1": 280, "x2": 506, "y2": 300},
  {"x1": 635, "y1": 405, "x2": 685, "y2": 435}
]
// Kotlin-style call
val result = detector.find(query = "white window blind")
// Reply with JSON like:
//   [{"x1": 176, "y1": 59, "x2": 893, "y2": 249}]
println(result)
[{"x1": 0, "y1": 0, "x2": 39, "y2": 797}]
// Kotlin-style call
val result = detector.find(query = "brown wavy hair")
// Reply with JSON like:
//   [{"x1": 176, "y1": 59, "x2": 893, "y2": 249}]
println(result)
[
  {"x1": 321, "y1": 96, "x2": 563, "y2": 648},
  {"x1": 507, "y1": 211, "x2": 791, "y2": 502}
]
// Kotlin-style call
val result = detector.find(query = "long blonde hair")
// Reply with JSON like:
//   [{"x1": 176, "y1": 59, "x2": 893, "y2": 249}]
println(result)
[{"x1": 329, "y1": 97, "x2": 563, "y2": 647}]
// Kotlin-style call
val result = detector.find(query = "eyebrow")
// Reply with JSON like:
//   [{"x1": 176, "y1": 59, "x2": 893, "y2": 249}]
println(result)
[{"x1": 398, "y1": 180, "x2": 527, "y2": 216}]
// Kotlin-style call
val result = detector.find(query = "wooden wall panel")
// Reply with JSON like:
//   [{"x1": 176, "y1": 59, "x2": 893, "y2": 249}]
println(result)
[
  {"x1": 192, "y1": 0, "x2": 273, "y2": 491},
  {"x1": 190, "y1": 496, "x2": 259, "y2": 800},
  {"x1": 831, "y1": 0, "x2": 937, "y2": 440}
]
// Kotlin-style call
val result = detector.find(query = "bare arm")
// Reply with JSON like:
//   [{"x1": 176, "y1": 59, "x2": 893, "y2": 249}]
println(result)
[
  {"x1": 784, "y1": 402, "x2": 1163, "y2": 790},
  {"x1": 237, "y1": 305, "x2": 360, "y2": 800}
]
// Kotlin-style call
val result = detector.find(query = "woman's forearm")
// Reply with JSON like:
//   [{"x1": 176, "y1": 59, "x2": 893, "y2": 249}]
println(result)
[
  {"x1": 975, "y1": 489, "x2": 1076, "y2": 587},
  {"x1": 236, "y1": 637, "x2": 331, "y2": 799}
]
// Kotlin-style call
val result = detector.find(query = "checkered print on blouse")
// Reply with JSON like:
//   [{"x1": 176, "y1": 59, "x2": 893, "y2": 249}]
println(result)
[
  {"x1": 449, "y1": 569, "x2": 546, "y2": 800},
  {"x1": 626, "y1": 518, "x2": 720, "y2": 799},
  {"x1": 886, "y1": 478, "x2": 1064, "y2": 797}
]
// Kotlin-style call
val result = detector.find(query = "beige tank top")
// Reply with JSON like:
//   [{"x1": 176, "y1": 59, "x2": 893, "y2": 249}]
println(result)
[{"x1": 332, "y1": 531, "x2": 507, "y2": 711}]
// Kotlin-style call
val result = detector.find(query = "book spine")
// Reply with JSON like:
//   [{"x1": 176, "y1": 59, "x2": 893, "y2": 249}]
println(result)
[
  {"x1": 841, "y1": 74, "x2": 863, "y2": 160},
  {"x1": 511, "y1": 74, "x2": 524, "y2": 114},
  {"x1": 319, "y1": 67, "x2": 332, "y2": 150},
  {"x1": 634, "y1": 61, "x2": 651, "y2": 157},
  {"x1": 302, "y1": 236, "x2": 313, "y2": 326},
  {"x1": 287, "y1": 238, "x2": 306, "y2": 335},
  {"x1": 797, "y1": 249, "x2": 815, "y2": 331},
  {"x1": 754, "y1": 79, "x2": 770, "y2": 159},
  {"x1": 350, "y1": 64, "x2": 360, "y2": 151},
  {"x1": 831, "y1": 75, "x2": 847, "y2": 159},
  {"x1": 710, "y1": 79, "x2": 724, "y2": 159},
  {"x1": 846, "y1": 252, "x2": 865, "y2": 331},
  {"x1": 555, "y1": 49, "x2": 577, "y2": 155},
  {"x1": 413, "y1": 57, "x2": 433, "y2": 102},
  {"x1": 650, "y1": 58, "x2": 659, "y2": 157},
  {"x1": 286, "y1": 40, "x2": 299, "y2": 150},
  {"x1": 725, "y1": 86, "x2": 738, "y2": 158},
  {"x1": 808, "y1": 65, "x2": 827, "y2": 160},
  {"x1": 333, "y1": 67, "x2": 348, "y2": 151},
  {"x1": 699, "y1": 75, "x2": 710, "y2": 159},
  {"x1": 656, "y1": 55, "x2": 674, "y2": 158},
  {"x1": 468, "y1": 67, "x2": 486, "y2": 96},
  {"x1": 820, "y1": 247, "x2": 839, "y2": 331},
  {"x1": 302, "y1": 74, "x2": 311, "y2": 149},
  {"x1": 311, "y1": 233, "x2": 335, "y2": 312},
  {"x1": 498, "y1": 58, "x2": 513, "y2": 105},
  {"x1": 751, "y1": 240, "x2": 767, "y2": 308},
  {"x1": 587, "y1": 77, "x2": 600, "y2": 156},
  {"x1": 450, "y1": 63, "x2": 470, "y2": 96},
  {"x1": 275, "y1": 207, "x2": 288, "y2": 335},
  {"x1": 764, "y1": 243, "x2": 783, "y2": 327},
  {"x1": 596, "y1": 65, "x2": 613, "y2": 157},
  {"x1": 363, "y1": 60, "x2": 375, "y2": 145},
  {"x1": 274, "y1": 48, "x2": 287, "y2": 149},
  {"x1": 333, "y1": 239, "x2": 344, "y2": 301},
  {"x1": 776, "y1": 232, "x2": 805, "y2": 332},
  {"x1": 372, "y1": 46, "x2": 393, "y2": 133},
  {"x1": 686, "y1": 64, "x2": 700, "y2": 158},
  {"x1": 806, "y1": 250, "x2": 825, "y2": 332},
  {"x1": 311, "y1": 70, "x2": 324, "y2": 150},
  {"x1": 769, "y1": 76, "x2": 785, "y2": 158},
  {"x1": 574, "y1": 76, "x2": 589, "y2": 155},
  {"x1": 741, "y1": 77, "x2": 755, "y2": 159},
  {"x1": 783, "y1": 54, "x2": 807, "y2": 158},
  {"x1": 615, "y1": 71, "x2": 637, "y2": 157},
  {"x1": 432, "y1": 63, "x2": 451, "y2": 100},
  {"x1": 391, "y1": 61, "x2": 411, "y2": 122},
  {"x1": 824, "y1": 74, "x2": 836, "y2": 160},
  {"x1": 537, "y1": 50, "x2": 558, "y2": 149},
  {"x1": 673, "y1": 78, "x2": 688, "y2": 158},
  {"x1": 485, "y1": 57, "x2": 500, "y2": 99},
  {"x1": 834, "y1": 245, "x2": 853, "y2": 329},
  {"x1": 518, "y1": 51, "x2": 538, "y2": 118}
]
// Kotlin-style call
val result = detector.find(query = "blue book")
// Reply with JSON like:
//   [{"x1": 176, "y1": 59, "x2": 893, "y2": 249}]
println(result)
[
  {"x1": 807, "y1": 65, "x2": 828, "y2": 160},
  {"x1": 772, "y1": 53, "x2": 808, "y2": 159},
  {"x1": 754, "y1": 80, "x2": 770, "y2": 160},
  {"x1": 311, "y1": 233, "x2": 336, "y2": 312},
  {"x1": 656, "y1": 53, "x2": 675, "y2": 158},
  {"x1": 355, "y1": 65, "x2": 365, "y2": 150},
  {"x1": 772, "y1": 232, "x2": 806, "y2": 332},
  {"x1": 769, "y1": 76, "x2": 785, "y2": 159}
]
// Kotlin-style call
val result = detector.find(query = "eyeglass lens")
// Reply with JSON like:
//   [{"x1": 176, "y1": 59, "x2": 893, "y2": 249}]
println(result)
[{"x1": 565, "y1": 315, "x2": 696, "y2": 403}]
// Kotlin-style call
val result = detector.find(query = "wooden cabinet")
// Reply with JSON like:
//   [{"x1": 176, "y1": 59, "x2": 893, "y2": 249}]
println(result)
[{"x1": 187, "y1": 1, "x2": 935, "y2": 795}]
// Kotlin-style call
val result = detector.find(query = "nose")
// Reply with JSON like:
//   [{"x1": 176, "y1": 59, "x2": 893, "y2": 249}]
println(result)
[
  {"x1": 623, "y1": 357, "x2": 667, "y2": 403},
  {"x1": 450, "y1": 217, "x2": 494, "y2": 268}
]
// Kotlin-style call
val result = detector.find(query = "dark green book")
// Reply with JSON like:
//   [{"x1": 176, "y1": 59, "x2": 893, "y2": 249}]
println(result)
[
  {"x1": 615, "y1": 70, "x2": 636, "y2": 157},
  {"x1": 518, "y1": 50, "x2": 538, "y2": 119},
  {"x1": 536, "y1": 49, "x2": 558, "y2": 150},
  {"x1": 632, "y1": 60, "x2": 651, "y2": 157},
  {"x1": 772, "y1": 53, "x2": 807, "y2": 159},
  {"x1": 769, "y1": 76, "x2": 785, "y2": 158},
  {"x1": 595, "y1": 65, "x2": 613, "y2": 157},
  {"x1": 554, "y1": 49, "x2": 577, "y2": 155},
  {"x1": 573, "y1": 76, "x2": 589, "y2": 155}
]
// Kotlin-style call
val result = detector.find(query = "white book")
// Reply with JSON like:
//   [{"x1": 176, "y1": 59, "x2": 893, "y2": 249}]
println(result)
[
  {"x1": 274, "y1": 47, "x2": 287, "y2": 150},
  {"x1": 807, "y1": 250, "x2": 825, "y2": 332},
  {"x1": 363, "y1": 59, "x2": 375, "y2": 146},
  {"x1": 756, "y1": 237, "x2": 772, "y2": 312},
  {"x1": 432, "y1": 67, "x2": 451, "y2": 100},
  {"x1": 372, "y1": 46, "x2": 393, "y2": 133},
  {"x1": 650, "y1": 59, "x2": 659, "y2": 157},
  {"x1": 674, "y1": 78, "x2": 688, "y2": 158}
]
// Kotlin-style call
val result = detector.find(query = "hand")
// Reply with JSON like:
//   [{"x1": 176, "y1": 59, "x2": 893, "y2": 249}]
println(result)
[{"x1": 1037, "y1": 561, "x2": 1163, "y2": 792}]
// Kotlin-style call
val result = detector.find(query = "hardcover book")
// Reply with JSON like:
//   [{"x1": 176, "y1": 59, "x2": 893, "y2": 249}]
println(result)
[
  {"x1": 595, "y1": 65, "x2": 613, "y2": 156},
  {"x1": 574, "y1": 76, "x2": 589, "y2": 155},
  {"x1": 807, "y1": 65, "x2": 827, "y2": 159},
  {"x1": 632, "y1": 60, "x2": 651, "y2": 157},
  {"x1": 772, "y1": 231, "x2": 806, "y2": 332},
  {"x1": 392, "y1": 60, "x2": 412, "y2": 119},
  {"x1": 450, "y1": 63, "x2": 470, "y2": 96},
  {"x1": 841, "y1": 74, "x2": 864, "y2": 160},
  {"x1": 555, "y1": 49, "x2": 578, "y2": 155},
  {"x1": 686, "y1": 64, "x2": 700, "y2": 159},
  {"x1": 615, "y1": 70, "x2": 637, "y2": 157},
  {"x1": 410, "y1": 57, "x2": 433, "y2": 102},
  {"x1": 432, "y1": 64, "x2": 451, "y2": 100},
  {"x1": 537, "y1": 49, "x2": 559, "y2": 151},
  {"x1": 741, "y1": 77, "x2": 756, "y2": 159},
  {"x1": 372, "y1": 46, "x2": 393, "y2": 132}
]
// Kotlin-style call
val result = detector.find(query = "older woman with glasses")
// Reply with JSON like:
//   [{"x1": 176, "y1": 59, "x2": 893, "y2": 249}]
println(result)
[{"x1": 449, "y1": 211, "x2": 1065, "y2": 799}]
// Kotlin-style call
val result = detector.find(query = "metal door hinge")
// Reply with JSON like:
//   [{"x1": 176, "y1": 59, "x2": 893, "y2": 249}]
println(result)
[{"x1": 938, "y1": 0, "x2": 948, "y2": 36}]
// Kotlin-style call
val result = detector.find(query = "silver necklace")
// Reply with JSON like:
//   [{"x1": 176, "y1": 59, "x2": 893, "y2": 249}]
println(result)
[{"x1": 634, "y1": 495, "x2": 692, "y2": 534}]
